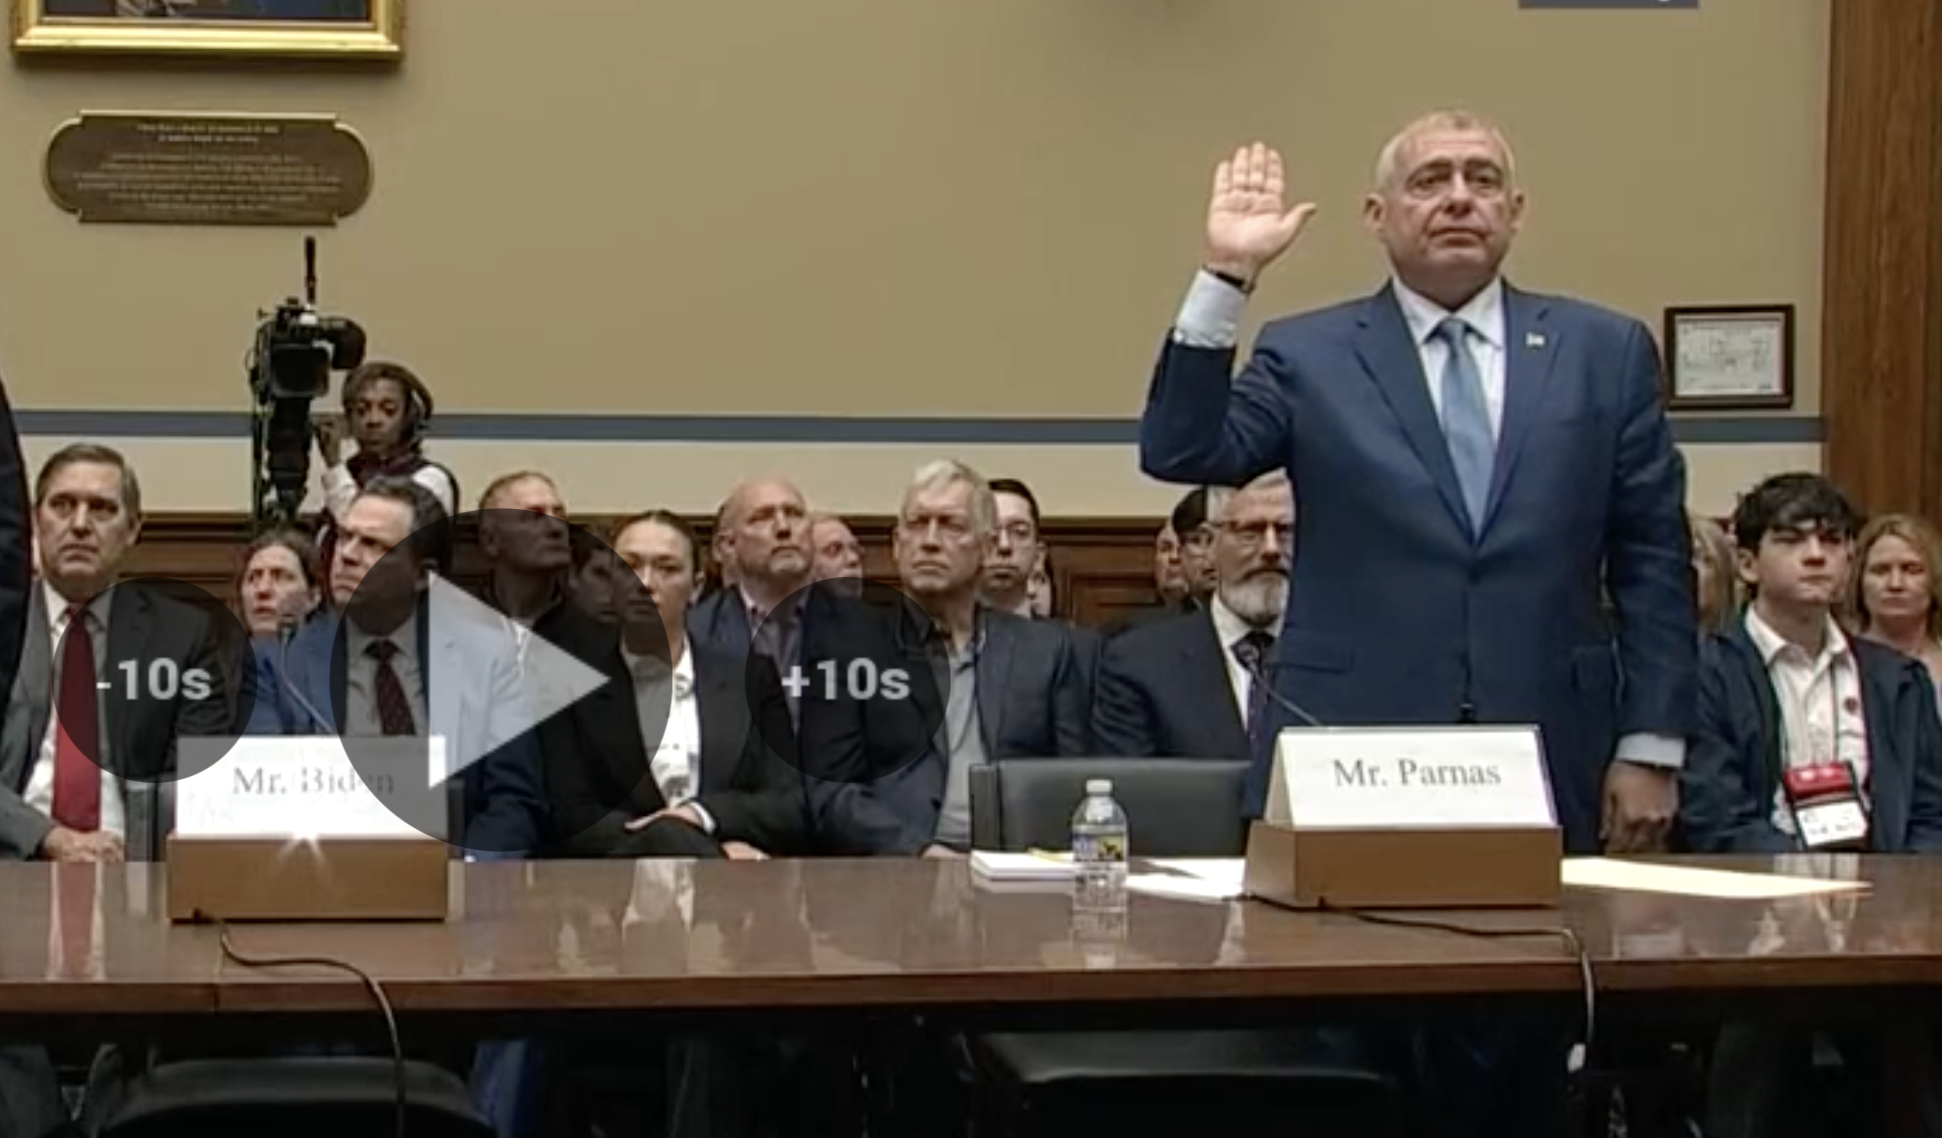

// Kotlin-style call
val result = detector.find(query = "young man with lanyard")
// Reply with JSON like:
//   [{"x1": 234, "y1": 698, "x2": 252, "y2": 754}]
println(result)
[
  {"x1": 1682, "y1": 472, "x2": 1942, "y2": 854},
  {"x1": 1681, "y1": 472, "x2": 1942, "y2": 1138}
]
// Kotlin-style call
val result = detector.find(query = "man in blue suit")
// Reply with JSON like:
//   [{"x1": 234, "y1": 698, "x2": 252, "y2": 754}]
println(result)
[
  {"x1": 251, "y1": 477, "x2": 544, "y2": 857},
  {"x1": 1140, "y1": 111, "x2": 1694, "y2": 856},
  {"x1": 1140, "y1": 112, "x2": 1696, "y2": 1138}
]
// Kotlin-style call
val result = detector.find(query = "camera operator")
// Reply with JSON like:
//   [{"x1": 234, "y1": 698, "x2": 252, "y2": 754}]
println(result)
[{"x1": 315, "y1": 361, "x2": 457, "y2": 527}]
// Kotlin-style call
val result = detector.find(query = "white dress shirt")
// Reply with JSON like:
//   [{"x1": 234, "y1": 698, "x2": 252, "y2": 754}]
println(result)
[
  {"x1": 25, "y1": 582, "x2": 126, "y2": 840},
  {"x1": 1209, "y1": 593, "x2": 1275, "y2": 728},
  {"x1": 343, "y1": 614, "x2": 426, "y2": 736},
  {"x1": 1169, "y1": 269, "x2": 1685, "y2": 771},
  {"x1": 1742, "y1": 608, "x2": 1870, "y2": 836},
  {"x1": 322, "y1": 460, "x2": 456, "y2": 524},
  {"x1": 625, "y1": 639, "x2": 702, "y2": 805}
]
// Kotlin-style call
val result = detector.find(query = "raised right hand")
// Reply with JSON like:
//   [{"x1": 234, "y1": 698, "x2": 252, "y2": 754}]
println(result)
[{"x1": 1204, "y1": 142, "x2": 1318, "y2": 285}]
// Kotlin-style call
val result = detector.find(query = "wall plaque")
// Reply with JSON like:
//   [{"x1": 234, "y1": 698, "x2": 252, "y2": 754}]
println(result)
[{"x1": 45, "y1": 111, "x2": 371, "y2": 226}]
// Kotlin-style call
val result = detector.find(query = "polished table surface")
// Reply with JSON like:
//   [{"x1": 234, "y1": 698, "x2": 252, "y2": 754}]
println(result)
[{"x1": 3, "y1": 856, "x2": 1940, "y2": 1017}]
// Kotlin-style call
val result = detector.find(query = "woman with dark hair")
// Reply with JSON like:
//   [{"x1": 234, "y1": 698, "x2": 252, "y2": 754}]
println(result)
[
  {"x1": 238, "y1": 528, "x2": 323, "y2": 637},
  {"x1": 1850, "y1": 513, "x2": 1942, "y2": 700}
]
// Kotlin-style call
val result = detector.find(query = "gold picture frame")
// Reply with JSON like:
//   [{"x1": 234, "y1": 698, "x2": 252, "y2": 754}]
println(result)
[{"x1": 13, "y1": 0, "x2": 401, "y2": 59}]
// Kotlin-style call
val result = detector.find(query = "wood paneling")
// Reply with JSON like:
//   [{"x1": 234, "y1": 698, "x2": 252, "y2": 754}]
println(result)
[
  {"x1": 1822, "y1": 0, "x2": 1942, "y2": 518},
  {"x1": 125, "y1": 513, "x2": 1165, "y2": 630}
]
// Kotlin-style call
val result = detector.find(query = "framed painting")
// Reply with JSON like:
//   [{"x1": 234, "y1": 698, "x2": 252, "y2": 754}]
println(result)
[{"x1": 14, "y1": 0, "x2": 401, "y2": 59}]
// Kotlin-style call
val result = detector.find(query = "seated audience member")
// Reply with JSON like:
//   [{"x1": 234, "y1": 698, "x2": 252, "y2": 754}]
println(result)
[
  {"x1": 1686, "y1": 478, "x2": 1942, "y2": 1138},
  {"x1": 689, "y1": 476, "x2": 813, "y2": 662},
  {"x1": 2, "y1": 444, "x2": 232, "y2": 864},
  {"x1": 239, "y1": 527, "x2": 324, "y2": 638},
  {"x1": 1849, "y1": 513, "x2": 1942, "y2": 699},
  {"x1": 1682, "y1": 473, "x2": 1942, "y2": 855},
  {"x1": 251, "y1": 477, "x2": 543, "y2": 857},
  {"x1": 553, "y1": 511, "x2": 812, "y2": 859},
  {"x1": 476, "y1": 470, "x2": 571, "y2": 631},
  {"x1": 1691, "y1": 511, "x2": 1740, "y2": 635},
  {"x1": 317, "y1": 361, "x2": 457, "y2": 524},
  {"x1": 1093, "y1": 472, "x2": 1293, "y2": 760},
  {"x1": 1112, "y1": 487, "x2": 1214, "y2": 633},
  {"x1": 809, "y1": 511, "x2": 864, "y2": 582},
  {"x1": 1027, "y1": 550, "x2": 1054, "y2": 619},
  {"x1": 811, "y1": 461, "x2": 1090, "y2": 856},
  {"x1": 982, "y1": 478, "x2": 1044, "y2": 618}
]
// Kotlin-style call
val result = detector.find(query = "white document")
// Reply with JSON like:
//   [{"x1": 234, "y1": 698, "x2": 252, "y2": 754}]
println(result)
[
  {"x1": 1562, "y1": 858, "x2": 1872, "y2": 900},
  {"x1": 1268, "y1": 725, "x2": 1556, "y2": 829},
  {"x1": 1127, "y1": 873, "x2": 1244, "y2": 904},
  {"x1": 969, "y1": 850, "x2": 1074, "y2": 881},
  {"x1": 175, "y1": 735, "x2": 444, "y2": 840},
  {"x1": 1144, "y1": 858, "x2": 1246, "y2": 890}
]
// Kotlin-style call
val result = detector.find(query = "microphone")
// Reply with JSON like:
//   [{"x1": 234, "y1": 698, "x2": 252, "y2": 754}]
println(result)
[
  {"x1": 277, "y1": 622, "x2": 332, "y2": 734},
  {"x1": 1240, "y1": 654, "x2": 1326, "y2": 729}
]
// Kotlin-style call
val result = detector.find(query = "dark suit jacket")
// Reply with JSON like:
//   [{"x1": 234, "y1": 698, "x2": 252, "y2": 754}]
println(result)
[
  {"x1": 1681, "y1": 624, "x2": 1942, "y2": 854},
  {"x1": 0, "y1": 581, "x2": 228, "y2": 862},
  {"x1": 1092, "y1": 610, "x2": 1247, "y2": 761},
  {"x1": 538, "y1": 604, "x2": 813, "y2": 857},
  {"x1": 1141, "y1": 282, "x2": 1695, "y2": 852},
  {"x1": 247, "y1": 602, "x2": 546, "y2": 856},
  {"x1": 688, "y1": 585, "x2": 759, "y2": 660},
  {"x1": 811, "y1": 608, "x2": 1090, "y2": 855},
  {"x1": 0, "y1": 381, "x2": 25, "y2": 744},
  {"x1": 1107, "y1": 596, "x2": 1202, "y2": 638}
]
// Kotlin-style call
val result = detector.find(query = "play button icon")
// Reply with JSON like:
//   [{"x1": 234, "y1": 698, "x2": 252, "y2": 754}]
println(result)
[{"x1": 328, "y1": 506, "x2": 669, "y2": 854}]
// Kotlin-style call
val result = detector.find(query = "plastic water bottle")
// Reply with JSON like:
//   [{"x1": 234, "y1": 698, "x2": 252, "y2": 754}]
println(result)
[{"x1": 1071, "y1": 778, "x2": 1129, "y2": 892}]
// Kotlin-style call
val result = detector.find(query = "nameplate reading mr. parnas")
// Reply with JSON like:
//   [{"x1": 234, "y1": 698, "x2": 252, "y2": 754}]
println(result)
[{"x1": 1273, "y1": 725, "x2": 1557, "y2": 830}]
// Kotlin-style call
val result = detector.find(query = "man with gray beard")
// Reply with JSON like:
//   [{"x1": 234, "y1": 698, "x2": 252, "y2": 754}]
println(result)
[{"x1": 1092, "y1": 472, "x2": 1293, "y2": 759}]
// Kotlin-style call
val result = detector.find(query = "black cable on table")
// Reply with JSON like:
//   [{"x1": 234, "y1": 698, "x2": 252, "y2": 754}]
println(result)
[{"x1": 213, "y1": 918, "x2": 407, "y2": 1138}]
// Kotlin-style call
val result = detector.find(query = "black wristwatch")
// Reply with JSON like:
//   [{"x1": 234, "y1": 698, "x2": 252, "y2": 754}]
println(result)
[{"x1": 1205, "y1": 267, "x2": 1255, "y2": 294}]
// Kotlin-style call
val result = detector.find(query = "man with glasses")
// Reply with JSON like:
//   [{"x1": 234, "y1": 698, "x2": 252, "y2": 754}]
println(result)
[
  {"x1": 809, "y1": 461, "x2": 1090, "y2": 856},
  {"x1": 1095, "y1": 472, "x2": 1293, "y2": 760}
]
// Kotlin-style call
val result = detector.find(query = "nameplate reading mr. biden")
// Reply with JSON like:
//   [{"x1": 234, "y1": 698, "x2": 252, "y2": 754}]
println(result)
[
  {"x1": 175, "y1": 735, "x2": 440, "y2": 840},
  {"x1": 1269, "y1": 725, "x2": 1557, "y2": 830}
]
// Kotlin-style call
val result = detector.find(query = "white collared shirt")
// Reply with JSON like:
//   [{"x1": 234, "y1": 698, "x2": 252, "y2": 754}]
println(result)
[
  {"x1": 625, "y1": 638, "x2": 701, "y2": 805},
  {"x1": 1209, "y1": 592, "x2": 1276, "y2": 728},
  {"x1": 343, "y1": 614, "x2": 426, "y2": 736},
  {"x1": 1743, "y1": 608, "x2": 1870, "y2": 835},
  {"x1": 1390, "y1": 276, "x2": 1508, "y2": 439},
  {"x1": 25, "y1": 581, "x2": 126, "y2": 840}
]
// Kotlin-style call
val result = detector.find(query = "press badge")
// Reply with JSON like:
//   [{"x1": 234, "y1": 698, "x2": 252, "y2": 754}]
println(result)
[{"x1": 1782, "y1": 763, "x2": 1869, "y2": 851}]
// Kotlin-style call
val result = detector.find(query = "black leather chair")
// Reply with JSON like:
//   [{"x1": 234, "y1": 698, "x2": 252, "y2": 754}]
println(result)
[
  {"x1": 969, "y1": 757, "x2": 1249, "y2": 857},
  {"x1": 98, "y1": 1058, "x2": 494, "y2": 1138},
  {"x1": 966, "y1": 757, "x2": 1405, "y2": 1138}
]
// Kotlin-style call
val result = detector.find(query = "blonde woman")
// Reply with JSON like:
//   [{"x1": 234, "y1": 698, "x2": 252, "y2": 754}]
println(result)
[
  {"x1": 1849, "y1": 513, "x2": 1942, "y2": 699},
  {"x1": 1690, "y1": 513, "x2": 1739, "y2": 634}
]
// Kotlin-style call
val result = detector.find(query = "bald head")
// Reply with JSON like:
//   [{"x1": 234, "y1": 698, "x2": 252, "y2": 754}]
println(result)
[{"x1": 723, "y1": 476, "x2": 811, "y2": 595}]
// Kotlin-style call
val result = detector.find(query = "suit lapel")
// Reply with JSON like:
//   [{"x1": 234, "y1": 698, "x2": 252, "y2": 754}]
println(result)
[
  {"x1": 1186, "y1": 613, "x2": 1249, "y2": 760},
  {"x1": 1857, "y1": 649, "x2": 1909, "y2": 816},
  {"x1": 975, "y1": 615, "x2": 1011, "y2": 756},
  {"x1": 1353, "y1": 287, "x2": 1471, "y2": 535},
  {"x1": 13, "y1": 588, "x2": 52, "y2": 790},
  {"x1": 1483, "y1": 287, "x2": 1561, "y2": 536}
]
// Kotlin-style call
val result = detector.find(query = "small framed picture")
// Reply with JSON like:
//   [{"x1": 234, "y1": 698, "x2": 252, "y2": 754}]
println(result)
[
  {"x1": 14, "y1": 0, "x2": 400, "y2": 60},
  {"x1": 1663, "y1": 304, "x2": 1795, "y2": 411}
]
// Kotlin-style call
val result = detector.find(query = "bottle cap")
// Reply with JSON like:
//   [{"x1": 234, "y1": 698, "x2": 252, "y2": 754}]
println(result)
[{"x1": 1085, "y1": 778, "x2": 1112, "y2": 795}]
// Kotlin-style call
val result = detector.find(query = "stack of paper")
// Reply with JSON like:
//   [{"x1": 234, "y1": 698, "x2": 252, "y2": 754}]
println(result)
[{"x1": 970, "y1": 850, "x2": 1074, "y2": 881}]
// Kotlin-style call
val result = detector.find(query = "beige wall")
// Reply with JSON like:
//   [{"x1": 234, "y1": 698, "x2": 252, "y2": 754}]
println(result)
[{"x1": 0, "y1": 0, "x2": 1828, "y2": 510}]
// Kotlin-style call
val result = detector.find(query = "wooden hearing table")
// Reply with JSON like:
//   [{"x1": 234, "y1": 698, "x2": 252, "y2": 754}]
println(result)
[{"x1": 0, "y1": 854, "x2": 1937, "y2": 1134}]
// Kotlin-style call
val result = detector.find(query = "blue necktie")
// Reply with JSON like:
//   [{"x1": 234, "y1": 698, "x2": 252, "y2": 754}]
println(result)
[{"x1": 1433, "y1": 317, "x2": 1494, "y2": 535}]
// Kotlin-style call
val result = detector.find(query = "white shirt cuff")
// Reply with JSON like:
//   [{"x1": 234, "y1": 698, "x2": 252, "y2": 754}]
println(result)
[
  {"x1": 1614, "y1": 733, "x2": 1685, "y2": 770},
  {"x1": 682, "y1": 800, "x2": 717, "y2": 835},
  {"x1": 1170, "y1": 270, "x2": 1247, "y2": 349}
]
